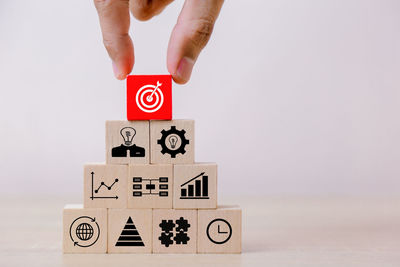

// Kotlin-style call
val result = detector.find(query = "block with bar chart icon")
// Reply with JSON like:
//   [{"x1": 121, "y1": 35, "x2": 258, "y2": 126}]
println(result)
[
  {"x1": 63, "y1": 204, "x2": 107, "y2": 254},
  {"x1": 108, "y1": 209, "x2": 152, "y2": 253},
  {"x1": 150, "y1": 120, "x2": 194, "y2": 164},
  {"x1": 83, "y1": 163, "x2": 128, "y2": 209},
  {"x1": 106, "y1": 120, "x2": 150, "y2": 165},
  {"x1": 173, "y1": 163, "x2": 217, "y2": 209},
  {"x1": 127, "y1": 164, "x2": 173, "y2": 209}
]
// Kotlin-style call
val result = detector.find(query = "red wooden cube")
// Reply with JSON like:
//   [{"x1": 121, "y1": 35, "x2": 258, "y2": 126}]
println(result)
[{"x1": 127, "y1": 75, "x2": 172, "y2": 120}]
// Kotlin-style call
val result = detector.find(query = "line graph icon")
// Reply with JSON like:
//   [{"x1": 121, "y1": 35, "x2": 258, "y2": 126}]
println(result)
[
  {"x1": 90, "y1": 171, "x2": 119, "y2": 200},
  {"x1": 180, "y1": 172, "x2": 209, "y2": 199},
  {"x1": 135, "y1": 81, "x2": 164, "y2": 113}
]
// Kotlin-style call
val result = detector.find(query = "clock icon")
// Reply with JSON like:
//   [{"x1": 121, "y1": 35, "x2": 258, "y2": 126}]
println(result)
[{"x1": 206, "y1": 218, "x2": 232, "y2": 244}]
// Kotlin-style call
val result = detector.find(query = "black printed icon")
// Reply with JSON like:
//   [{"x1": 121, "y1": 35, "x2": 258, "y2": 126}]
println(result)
[
  {"x1": 206, "y1": 218, "x2": 232, "y2": 245},
  {"x1": 90, "y1": 172, "x2": 119, "y2": 200},
  {"x1": 132, "y1": 177, "x2": 168, "y2": 197},
  {"x1": 112, "y1": 127, "x2": 145, "y2": 158},
  {"x1": 157, "y1": 126, "x2": 189, "y2": 158},
  {"x1": 69, "y1": 216, "x2": 100, "y2": 247},
  {"x1": 180, "y1": 172, "x2": 209, "y2": 199},
  {"x1": 159, "y1": 217, "x2": 190, "y2": 247},
  {"x1": 115, "y1": 217, "x2": 145, "y2": 247}
]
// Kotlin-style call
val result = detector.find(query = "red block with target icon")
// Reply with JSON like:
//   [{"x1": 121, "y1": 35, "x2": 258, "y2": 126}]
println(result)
[{"x1": 127, "y1": 75, "x2": 172, "y2": 120}]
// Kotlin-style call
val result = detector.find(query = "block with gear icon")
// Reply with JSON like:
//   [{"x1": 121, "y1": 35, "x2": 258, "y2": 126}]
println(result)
[
  {"x1": 152, "y1": 209, "x2": 197, "y2": 253},
  {"x1": 150, "y1": 120, "x2": 194, "y2": 164}
]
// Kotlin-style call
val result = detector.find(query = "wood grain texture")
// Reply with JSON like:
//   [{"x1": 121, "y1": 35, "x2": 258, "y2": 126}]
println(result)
[
  {"x1": 152, "y1": 209, "x2": 197, "y2": 253},
  {"x1": 173, "y1": 163, "x2": 217, "y2": 209},
  {"x1": 83, "y1": 163, "x2": 128, "y2": 209},
  {"x1": 128, "y1": 164, "x2": 173, "y2": 209},
  {"x1": 106, "y1": 120, "x2": 150, "y2": 165},
  {"x1": 198, "y1": 206, "x2": 241, "y2": 254},
  {"x1": 63, "y1": 204, "x2": 107, "y2": 254},
  {"x1": 150, "y1": 120, "x2": 194, "y2": 164},
  {"x1": 108, "y1": 209, "x2": 152, "y2": 254}
]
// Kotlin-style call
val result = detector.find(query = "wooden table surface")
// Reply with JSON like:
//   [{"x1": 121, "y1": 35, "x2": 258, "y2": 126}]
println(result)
[{"x1": 0, "y1": 195, "x2": 399, "y2": 267}]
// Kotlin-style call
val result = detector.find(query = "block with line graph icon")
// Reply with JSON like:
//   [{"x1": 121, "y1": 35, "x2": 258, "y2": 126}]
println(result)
[
  {"x1": 83, "y1": 163, "x2": 128, "y2": 209},
  {"x1": 173, "y1": 163, "x2": 217, "y2": 209},
  {"x1": 127, "y1": 75, "x2": 172, "y2": 120}
]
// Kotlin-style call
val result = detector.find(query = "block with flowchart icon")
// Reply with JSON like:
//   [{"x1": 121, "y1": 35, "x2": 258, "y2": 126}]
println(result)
[
  {"x1": 62, "y1": 74, "x2": 242, "y2": 254},
  {"x1": 127, "y1": 164, "x2": 173, "y2": 209}
]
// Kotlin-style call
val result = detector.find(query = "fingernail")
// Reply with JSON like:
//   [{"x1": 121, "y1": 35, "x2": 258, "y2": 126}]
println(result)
[
  {"x1": 112, "y1": 61, "x2": 123, "y2": 80},
  {"x1": 176, "y1": 57, "x2": 195, "y2": 83}
]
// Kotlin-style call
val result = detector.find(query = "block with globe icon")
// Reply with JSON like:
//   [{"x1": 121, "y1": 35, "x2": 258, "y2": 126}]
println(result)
[
  {"x1": 62, "y1": 74, "x2": 242, "y2": 254},
  {"x1": 63, "y1": 205, "x2": 107, "y2": 253}
]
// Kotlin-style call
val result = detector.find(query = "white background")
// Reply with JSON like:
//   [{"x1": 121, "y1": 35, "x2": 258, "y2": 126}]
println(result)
[{"x1": 0, "y1": 0, "x2": 399, "y2": 197}]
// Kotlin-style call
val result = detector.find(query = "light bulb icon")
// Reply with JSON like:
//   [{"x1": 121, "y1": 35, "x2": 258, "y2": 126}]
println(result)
[
  {"x1": 168, "y1": 135, "x2": 178, "y2": 149},
  {"x1": 120, "y1": 127, "x2": 136, "y2": 146}
]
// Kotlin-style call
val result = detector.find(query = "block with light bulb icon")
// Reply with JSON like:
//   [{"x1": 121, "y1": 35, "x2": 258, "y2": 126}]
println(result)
[
  {"x1": 150, "y1": 120, "x2": 194, "y2": 164},
  {"x1": 106, "y1": 120, "x2": 150, "y2": 165}
]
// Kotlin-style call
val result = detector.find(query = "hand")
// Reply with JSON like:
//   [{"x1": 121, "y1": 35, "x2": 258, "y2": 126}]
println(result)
[{"x1": 94, "y1": 0, "x2": 224, "y2": 84}]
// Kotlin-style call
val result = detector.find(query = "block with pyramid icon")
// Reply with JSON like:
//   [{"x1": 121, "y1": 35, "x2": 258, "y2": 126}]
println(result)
[
  {"x1": 63, "y1": 204, "x2": 107, "y2": 253},
  {"x1": 83, "y1": 163, "x2": 128, "y2": 209},
  {"x1": 108, "y1": 209, "x2": 152, "y2": 253},
  {"x1": 106, "y1": 120, "x2": 150, "y2": 165},
  {"x1": 150, "y1": 120, "x2": 194, "y2": 164}
]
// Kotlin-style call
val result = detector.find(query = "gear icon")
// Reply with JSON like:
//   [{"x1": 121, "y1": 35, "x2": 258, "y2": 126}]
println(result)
[{"x1": 157, "y1": 126, "x2": 189, "y2": 158}]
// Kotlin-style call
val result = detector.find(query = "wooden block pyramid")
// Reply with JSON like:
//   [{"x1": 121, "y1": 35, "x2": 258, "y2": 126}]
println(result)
[{"x1": 63, "y1": 75, "x2": 242, "y2": 254}]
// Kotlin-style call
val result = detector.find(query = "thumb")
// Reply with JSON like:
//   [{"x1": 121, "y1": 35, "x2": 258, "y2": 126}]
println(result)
[{"x1": 167, "y1": 0, "x2": 224, "y2": 84}]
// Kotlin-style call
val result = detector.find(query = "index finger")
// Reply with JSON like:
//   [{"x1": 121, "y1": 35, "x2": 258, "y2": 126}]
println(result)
[{"x1": 94, "y1": 0, "x2": 134, "y2": 80}]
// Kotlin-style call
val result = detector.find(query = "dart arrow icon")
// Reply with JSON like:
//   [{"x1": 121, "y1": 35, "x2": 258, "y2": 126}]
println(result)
[{"x1": 146, "y1": 81, "x2": 162, "y2": 102}]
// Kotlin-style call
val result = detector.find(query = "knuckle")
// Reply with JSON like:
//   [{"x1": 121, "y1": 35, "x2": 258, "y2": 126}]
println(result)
[{"x1": 186, "y1": 18, "x2": 215, "y2": 49}]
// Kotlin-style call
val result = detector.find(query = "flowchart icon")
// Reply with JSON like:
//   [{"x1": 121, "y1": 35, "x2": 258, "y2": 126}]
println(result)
[{"x1": 127, "y1": 75, "x2": 172, "y2": 120}]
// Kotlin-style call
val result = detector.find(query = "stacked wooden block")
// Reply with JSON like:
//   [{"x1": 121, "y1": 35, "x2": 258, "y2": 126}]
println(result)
[{"x1": 63, "y1": 76, "x2": 241, "y2": 254}]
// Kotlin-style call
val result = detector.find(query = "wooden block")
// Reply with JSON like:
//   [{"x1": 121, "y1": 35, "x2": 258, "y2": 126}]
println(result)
[
  {"x1": 150, "y1": 120, "x2": 194, "y2": 164},
  {"x1": 173, "y1": 163, "x2": 217, "y2": 209},
  {"x1": 197, "y1": 206, "x2": 242, "y2": 254},
  {"x1": 127, "y1": 164, "x2": 173, "y2": 209},
  {"x1": 83, "y1": 163, "x2": 128, "y2": 209},
  {"x1": 108, "y1": 209, "x2": 152, "y2": 253},
  {"x1": 126, "y1": 75, "x2": 172, "y2": 120},
  {"x1": 106, "y1": 120, "x2": 150, "y2": 165},
  {"x1": 152, "y1": 209, "x2": 197, "y2": 253},
  {"x1": 63, "y1": 204, "x2": 107, "y2": 253}
]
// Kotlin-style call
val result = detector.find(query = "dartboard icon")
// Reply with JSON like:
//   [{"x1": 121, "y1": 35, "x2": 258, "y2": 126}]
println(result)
[{"x1": 135, "y1": 81, "x2": 164, "y2": 113}]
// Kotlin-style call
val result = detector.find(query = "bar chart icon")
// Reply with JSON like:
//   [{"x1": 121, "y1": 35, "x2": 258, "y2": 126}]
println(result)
[{"x1": 180, "y1": 172, "x2": 209, "y2": 199}]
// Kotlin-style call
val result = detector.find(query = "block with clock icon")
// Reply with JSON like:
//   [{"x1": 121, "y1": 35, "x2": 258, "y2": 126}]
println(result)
[{"x1": 197, "y1": 206, "x2": 242, "y2": 253}]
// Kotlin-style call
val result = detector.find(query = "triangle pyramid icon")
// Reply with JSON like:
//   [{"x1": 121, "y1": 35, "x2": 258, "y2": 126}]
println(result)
[{"x1": 115, "y1": 216, "x2": 145, "y2": 247}]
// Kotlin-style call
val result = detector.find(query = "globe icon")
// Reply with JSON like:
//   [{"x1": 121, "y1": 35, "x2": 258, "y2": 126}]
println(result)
[{"x1": 76, "y1": 223, "x2": 94, "y2": 241}]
